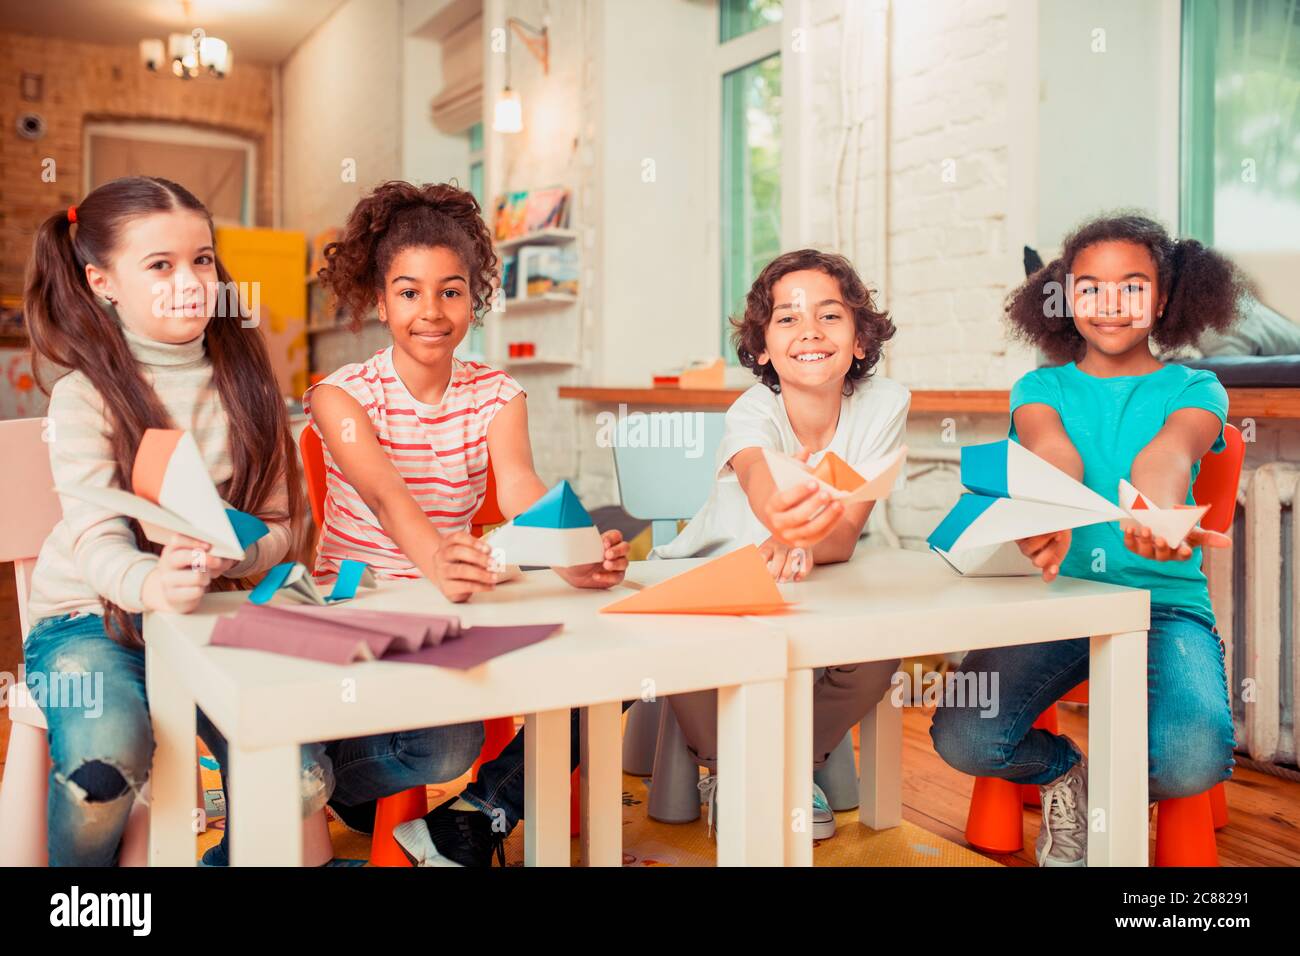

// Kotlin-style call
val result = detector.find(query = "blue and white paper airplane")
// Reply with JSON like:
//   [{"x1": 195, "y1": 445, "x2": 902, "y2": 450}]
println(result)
[
  {"x1": 927, "y1": 440, "x2": 1208, "y2": 576},
  {"x1": 485, "y1": 480, "x2": 605, "y2": 568}
]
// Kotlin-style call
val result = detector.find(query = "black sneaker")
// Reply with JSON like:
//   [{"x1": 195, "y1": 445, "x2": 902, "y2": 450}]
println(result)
[
  {"x1": 392, "y1": 797, "x2": 506, "y2": 867},
  {"x1": 328, "y1": 797, "x2": 377, "y2": 836}
]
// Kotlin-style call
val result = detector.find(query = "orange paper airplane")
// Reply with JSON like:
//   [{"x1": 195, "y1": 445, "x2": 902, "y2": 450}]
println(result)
[{"x1": 602, "y1": 545, "x2": 792, "y2": 615}]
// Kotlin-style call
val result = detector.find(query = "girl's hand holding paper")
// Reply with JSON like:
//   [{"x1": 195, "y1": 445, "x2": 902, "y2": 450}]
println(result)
[
  {"x1": 432, "y1": 530, "x2": 499, "y2": 603},
  {"x1": 556, "y1": 529, "x2": 630, "y2": 589}
]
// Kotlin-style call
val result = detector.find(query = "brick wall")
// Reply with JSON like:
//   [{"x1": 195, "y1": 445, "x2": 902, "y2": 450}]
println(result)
[{"x1": 0, "y1": 31, "x2": 276, "y2": 296}]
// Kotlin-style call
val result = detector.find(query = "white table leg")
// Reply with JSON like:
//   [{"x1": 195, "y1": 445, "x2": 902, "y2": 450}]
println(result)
[
  {"x1": 717, "y1": 679, "x2": 784, "y2": 866},
  {"x1": 1088, "y1": 629, "x2": 1149, "y2": 867},
  {"x1": 859, "y1": 694, "x2": 903, "y2": 829},
  {"x1": 784, "y1": 668, "x2": 813, "y2": 866},
  {"x1": 524, "y1": 708, "x2": 570, "y2": 866},
  {"x1": 145, "y1": 642, "x2": 197, "y2": 866},
  {"x1": 228, "y1": 743, "x2": 302, "y2": 866},
  {"x1": 580, "y1": 702, "x2": 623, "y2": 867}
]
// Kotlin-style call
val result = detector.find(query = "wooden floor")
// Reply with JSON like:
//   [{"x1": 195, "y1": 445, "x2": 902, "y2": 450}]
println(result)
[{"x1": 2, "y1": 562, "x2": 1297, "y2": 867}]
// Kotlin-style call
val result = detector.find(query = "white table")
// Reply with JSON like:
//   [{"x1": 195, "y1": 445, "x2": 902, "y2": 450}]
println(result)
[
  {"x1": 622, "y1": 547, "x2": 1151, "y2": 867},
  {"x1": 145, "y1": 564, "x2": 788, "y2": 866}
]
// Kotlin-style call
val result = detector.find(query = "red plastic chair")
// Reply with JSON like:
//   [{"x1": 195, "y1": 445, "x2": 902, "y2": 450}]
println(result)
[{"x1": 964, "y1": 424, "x2": 1243, "y2": 865}]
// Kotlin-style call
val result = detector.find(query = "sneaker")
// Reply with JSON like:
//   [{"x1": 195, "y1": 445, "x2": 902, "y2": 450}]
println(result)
[
  {"x1": 327, "y1": 797, "x2": 376, "y2": 836},
  {"x1": 1036, "y1": 752, "x2": 1088, "y2": 867},
  {"x1": 697, "y1": 773, "x2": 718, "y2": 838},
  {"x1": 812, "y1": 782, "x2": 836, "y2": 841},
  {"x1": 392, "y1": 796, "x2": 505, "y2": 868}
]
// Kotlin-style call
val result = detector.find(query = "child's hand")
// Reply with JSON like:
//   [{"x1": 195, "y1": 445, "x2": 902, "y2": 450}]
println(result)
[
  {"x1": 758, "y1": 536, "x2": 814, "y2": 582},
  {"x1": 763, "y1": 448, "x2": 844, "y2": 550},
  {"x1": 556, "y1": 529, "x2": 630, "y2": 590},
  {"x1": 432, "y1": 530, "x2": 498, "y2": 603},
  {"x1": 1121, "y1": 522, "x2": 1230, "y2": 562},
  {"x1": 142, "y1": 534, "x2": 216, "y2": 613},
  {"x1": 1016, "y1": 529, "x2": 1071, "y2": 582}
]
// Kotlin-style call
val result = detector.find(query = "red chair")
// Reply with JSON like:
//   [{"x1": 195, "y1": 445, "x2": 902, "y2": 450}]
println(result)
[
  {"x1": 299, "y1": 428, "x2": 578, "y2": 861},
  {"x1": 964, "y1": 424, "x2": 1243, "y2": 866}
]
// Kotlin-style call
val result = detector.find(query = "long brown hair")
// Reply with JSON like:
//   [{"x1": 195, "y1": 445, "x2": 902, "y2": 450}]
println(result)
[{"x1": 24, "y1": 175, "x2": 302, "y2": 646}]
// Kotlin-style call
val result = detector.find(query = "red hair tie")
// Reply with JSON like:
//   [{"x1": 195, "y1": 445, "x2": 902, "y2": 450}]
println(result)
[{"x1": 67, "y1": 205, "x2": 77, "y2": 224}]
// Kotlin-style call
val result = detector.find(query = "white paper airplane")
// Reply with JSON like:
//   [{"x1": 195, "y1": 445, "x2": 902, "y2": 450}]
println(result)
[
  {"x1": 56, "y1": 429, "x2": 266, "y2": 561},
  {"x1": 928, "y1": 440, "x2": 1210, "y2": 575}
]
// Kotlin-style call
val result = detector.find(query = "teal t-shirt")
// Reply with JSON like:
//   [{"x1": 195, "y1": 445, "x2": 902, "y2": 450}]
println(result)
[{"x1": 1008, "y1": 362, "x2": 1228, "y2": 626}]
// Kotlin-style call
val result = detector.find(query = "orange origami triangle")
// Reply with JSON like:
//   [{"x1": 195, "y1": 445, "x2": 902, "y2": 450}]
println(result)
[
  {"x1": 811, "y1": 452, "x2": 866, "y2": 494},
  {"x1": 131, "y1": 429, "x2": 182, "y2": 505},
  {"x1": 1130, "y1": 495, "x2": 1149, "y2": 510},
  {"x1": 602, "y1": 544, "x2": 791, "y2": 615}
]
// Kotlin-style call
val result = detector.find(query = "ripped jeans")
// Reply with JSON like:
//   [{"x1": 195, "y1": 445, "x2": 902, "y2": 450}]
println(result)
[
  {"x1": 24, "y1": 611, "x2": 159, "y2": 866},
  {"x1": 25, "y1": 612, "x2": 484, "y2": 866}
]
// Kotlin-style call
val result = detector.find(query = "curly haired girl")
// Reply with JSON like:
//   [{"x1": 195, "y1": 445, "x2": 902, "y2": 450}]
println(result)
[
  {"x1": 931, "y1": 212, "x2": 1244, "y2": 867},
  {"x1": 305, "y1": 180, "x2": 629, "y2": 867}
]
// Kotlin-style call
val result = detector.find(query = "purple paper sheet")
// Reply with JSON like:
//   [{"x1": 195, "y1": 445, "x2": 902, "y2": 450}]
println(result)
[
  {"x1": 384, "y1": 623, "x2": 562, "y2": 669},
  {"x1": 209, "y1": 603, "x2": 560, "y2": 668}
]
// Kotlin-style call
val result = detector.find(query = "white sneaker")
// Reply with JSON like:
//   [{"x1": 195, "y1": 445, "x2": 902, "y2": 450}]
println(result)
[
  {"x1": 1035, "y1": 751, "x2": 1088, "y2": 867},
  {"x1": 812, "y1": 782, "x2": 837, "y2": 841},
  {"x1": 392, "y1": 819, "x2": 465, "y2": 867},
  {"x1": 697, "y1": 773, "x2": 718, "y2": 838}
]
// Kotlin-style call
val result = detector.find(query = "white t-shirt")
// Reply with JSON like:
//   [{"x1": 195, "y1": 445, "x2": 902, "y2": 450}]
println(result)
[{"x1": 651, "y1": 375, "x2": 911, "y2": 560}]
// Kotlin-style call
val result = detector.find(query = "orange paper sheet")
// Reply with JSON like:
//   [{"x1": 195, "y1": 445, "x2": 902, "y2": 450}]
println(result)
[{"x1": 602, "y1": 545, "x2": 791, "y2": 615}]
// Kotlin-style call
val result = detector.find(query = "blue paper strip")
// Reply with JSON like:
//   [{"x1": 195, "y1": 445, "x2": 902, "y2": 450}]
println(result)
[
  {"x1": 960, "y1": 441, "x2": 1011, "y2": 498},
  {"x1": 926, "y1": 494, "x2": 1000, "y2": 553},
  {"x1": 226, "y1": 508, "x2": 270, "y2": 549},
  {"x1": 328, "y1": 559, "x2": 368, "y2": 602},
  {"x1": 249, "y1": 562, "x2": 296, "y2": 605}
]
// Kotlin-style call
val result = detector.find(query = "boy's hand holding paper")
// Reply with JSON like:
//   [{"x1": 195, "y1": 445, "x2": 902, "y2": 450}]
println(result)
[{"x1": 761, "y1": 445, "x2": 907, "y2": 550}]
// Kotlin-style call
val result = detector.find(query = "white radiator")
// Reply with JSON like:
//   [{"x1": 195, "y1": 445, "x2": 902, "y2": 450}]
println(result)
[{"x1": 1206, "y1": 464, "x2": 1300, "y2": 766}]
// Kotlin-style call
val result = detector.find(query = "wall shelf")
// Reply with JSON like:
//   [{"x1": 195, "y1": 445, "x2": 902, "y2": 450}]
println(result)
[
  {"x1": 500, "y1": 293, "x2": 579, "y2": 314},
  {"x1": 494, "y1": 228, "x2": 579, "y2": 252},
  {"x1": 504, "y1": 356, "x2": 578, "y2": 368}
]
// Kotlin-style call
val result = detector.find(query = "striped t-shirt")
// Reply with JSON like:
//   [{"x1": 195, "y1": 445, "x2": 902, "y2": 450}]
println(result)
[{"x1": 304, "y1": 347, "x2": 524, "y2": 583}]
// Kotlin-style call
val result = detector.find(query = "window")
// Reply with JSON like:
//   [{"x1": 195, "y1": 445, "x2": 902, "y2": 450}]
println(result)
[
  {"x1": 719, "y1": 1, "x2": 783, "y2": 362},
  {"x1": 721, "y1": 0, "x2": 784, "y2": 43},
  {"x1": 1181, "y1": 0, "x2": 1300, "y2": 249},
  {"x1": 463, "y1": 121, "x2": 487, "y2": 361},
  {"x1": 468, "y1": 121, "x2": 485, "y2": 205}
]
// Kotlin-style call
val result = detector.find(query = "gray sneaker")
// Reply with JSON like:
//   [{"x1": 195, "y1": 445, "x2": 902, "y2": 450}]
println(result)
[{"x1": 1035, "y1": 753, "x2": 1088, "y2": 867}]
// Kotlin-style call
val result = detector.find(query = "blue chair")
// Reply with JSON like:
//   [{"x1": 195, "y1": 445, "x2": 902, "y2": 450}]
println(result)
[
  {"x1": 612, "y1": 411, "x2": 724, "y2": 820},
  {"x1": 612, "y1": 409, "x2": 867, "y2": 829},
  {"x1": 611, "y1": 411, "x2": 727, "y2": 549}
]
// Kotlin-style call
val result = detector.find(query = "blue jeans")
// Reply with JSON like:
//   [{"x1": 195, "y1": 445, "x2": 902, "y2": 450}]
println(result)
[
  {"x1": 197, "y1": 706, "x2": 483, "y2": 865},
  {"x1": 459, "y1": 701, "x2": 634, "y2": 832},
  {"x1": 24, "y1": 613, "x2": 154, "y2": 866},
  {"x1": 23, "y1": 611, "x2": 483, "y2": 865},
  {"x1": 929, "y1": 606, "x2": 1236, "y2": 800}
]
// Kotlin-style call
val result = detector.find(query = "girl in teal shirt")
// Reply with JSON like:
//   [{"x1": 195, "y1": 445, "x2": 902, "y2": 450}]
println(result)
[{"x1": 931, "y1": 213, "x2": 1246, "y2": 866}]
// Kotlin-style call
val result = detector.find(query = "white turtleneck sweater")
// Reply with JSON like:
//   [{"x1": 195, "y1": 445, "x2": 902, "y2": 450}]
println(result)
[{"x1": 26, "y1": 326, "x2": 293, "y2": 627}]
